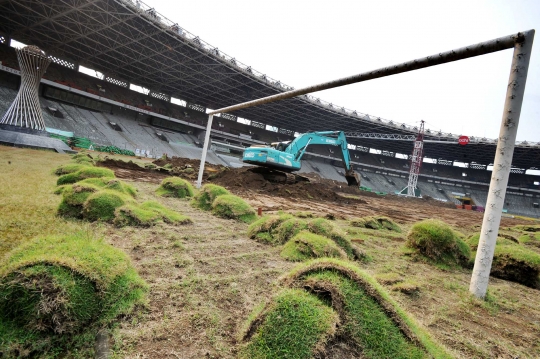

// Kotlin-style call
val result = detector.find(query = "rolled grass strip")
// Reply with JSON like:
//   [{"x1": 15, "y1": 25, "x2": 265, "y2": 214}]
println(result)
[
  {"x1": 465, "y1": 233, "x2": 516, "y2": 251},
  {"x1": 156, "y1": 177, "x2": 195, "y2": 198},
  {"x1": 0, "y1": 234, "x2": 147, "y2": 355},
  {"x1": 406, "y1": 219, "x2": 470, "y2": 267},
  {"x1": 114, "y1": 201, "x2": 192, "y2": 227},
  {"x1": 54, "y1": 163, "x2": 91, "y2": 176},
  {"x1": 82, "y1": 190, "x2": 132, "y2": 222},
  {"x1": 79, "y1": 177, "x2": 137, "y2": 197},
  {"x1": 238, "y1": 289, "x2": 339, "y2": 359},
  {"x1": 57, "y1": 167, "x2": 115, "y2": 185},
  {"x1": 274, "y1": 217, "x2": 309, "y2": 245},
  {"x1": 247, "y1": 213, "x2": 294, "y2": 244},
  {"x1": 57, "y1": 183, "x2": 101, "y2": 219},
  {"x1": 281, "y1": 259, "x2": 452, "y2": 359},
  {"x1": 211, "y1": 194, "x2": 257, "y2": 223},
  {"x1": 192, "y1": 183, "x2": 230, "y2": 211},
  {"x1": 308, "y1": 218, "x2": 356, "y2": 259},
  {"x1": 350, "y1": 215, "x2": 401, "y2": 232},
  {"x1": 472, "y1": 245, "x2": 540, "y2": 289},
  {"x1": 281, "y1": 231, "x2": 347, "y2": 261},
  {"x1": 518, "y1": 232, "x2": 540, "y2": 247}
]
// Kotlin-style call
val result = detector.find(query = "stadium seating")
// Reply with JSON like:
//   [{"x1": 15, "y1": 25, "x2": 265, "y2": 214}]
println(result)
[{"x1": 1, "y1": 41, "x2": 539, "y2": 217}]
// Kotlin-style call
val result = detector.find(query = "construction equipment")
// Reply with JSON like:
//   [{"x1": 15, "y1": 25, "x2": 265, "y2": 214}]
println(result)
[{"x1": 242, "y1": 131, "x2": 361, "y2": 186}]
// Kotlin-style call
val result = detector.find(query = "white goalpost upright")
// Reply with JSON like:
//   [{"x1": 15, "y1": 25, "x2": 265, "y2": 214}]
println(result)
[{"x1": 196, "y1": 30, "x2": 535, "y2": 298}]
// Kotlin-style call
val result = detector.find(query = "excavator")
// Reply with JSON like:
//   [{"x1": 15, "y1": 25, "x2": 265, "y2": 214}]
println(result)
[{"x1": 242, "y1": 131, "x2": 361, "y2": 187}]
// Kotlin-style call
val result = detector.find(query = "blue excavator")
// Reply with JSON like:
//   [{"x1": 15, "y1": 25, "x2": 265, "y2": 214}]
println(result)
[{"x1": 242, "y1": 131, "x2": 361, "y2": 187}]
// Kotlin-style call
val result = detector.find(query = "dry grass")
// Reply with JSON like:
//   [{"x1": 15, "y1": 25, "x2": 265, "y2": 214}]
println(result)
[{"x1": 0, "y1": 147, "x2": 90, "y2": 258}]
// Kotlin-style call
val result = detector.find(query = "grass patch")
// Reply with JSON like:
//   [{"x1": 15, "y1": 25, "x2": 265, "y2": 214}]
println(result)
[
  {"x1": 114, "y1": 201, "x2": 192, "y2": 227},
  {"x1": 0, "y1": 148, "x2": 95, "y2": 258},
  {"x1": 375, "y1": 272, "x2": 403, "y2": 285},
  {"x1": 281, "y1": 259, "x2": 452, "y2": 359},
  {"x1": 192, "y1": 183, "x2": 230, "y2": 211},
  {"x1": 54, "y1": 163, "x2": 91, "y2": 175},
  {"x1": 82, "y1": 190, "x2": 132, "y2": 222},
  {"x1": 79, "y1": 177, "x2": 136, "y2": 197},
  {"x1": 511, "y1": 224, "x2": 540, "y2": 232},
  {"x1": 239, "y1": 289, "x2": 338, "y2": 359},
  {"x1": 211, "y1": 194, "x2": 257, "y2": 223},
  {"x1": 308, "y1": 218, "x2": 356, "y2": 259},
  {"x1": 291, "y1": 211, "x2": 317, "y2": 218},
  {"x1": 465, "y1": 233, "x2": 517, "y2": 250},
  {"x1": 350, "y1": 215, "x2": 401, "y2": 232},
  {"x1": 473, "y1": 245, "x2": 540, "y2": 289},
  {"x1": 0, "y1": 233, "x2": 148, "y2": 357},
  {"x1": 406, "y1": 219, "x2": 470, "y2": 267},
  {"x1": 518, "y1": 232, "x2": 540, "y2": 247},
  {"x1": 156, "y1": 177, "x2": 195, "y2": 198},
  {"x1": 392, "y1": 280, "x2": 421, "y2": 295},
  {"x1": 57, "y1": 167, "x2": 115, "y2": 185},
  {"x1": 247, "y1": 213, "x2": 294, "y2": 244},
  {"x1": 57, "y1": 183, "x2": 101, "y2": 219},
  {"x1": 274, "y1": 217, "x2": 309, "y2": 244},
  {"x1": 280, "y1": 231, "x2": 347, "y2": 262}
]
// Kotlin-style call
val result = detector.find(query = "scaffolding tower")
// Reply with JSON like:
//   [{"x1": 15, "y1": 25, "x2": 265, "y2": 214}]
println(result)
[{"x1": 406, "y1": 120, "x2": 425, "y2": 197}]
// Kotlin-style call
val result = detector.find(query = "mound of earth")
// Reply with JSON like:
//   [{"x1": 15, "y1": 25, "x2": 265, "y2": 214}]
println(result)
[{"x1": 210, "y1": 167, "x2": 366, "y2": 203}]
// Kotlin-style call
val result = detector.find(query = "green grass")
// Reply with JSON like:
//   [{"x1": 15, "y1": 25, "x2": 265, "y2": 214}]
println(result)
[
  {"x1": 114, "y1": 203, "x2": 160, "y2": 227},
  {"x1": 282, "y1": 259, "x2": 453, "y2": 359},
  {"x1": 280, "y1": 231, "x2": 347, "y2": 261},
  {"x1": 82, "y1": 190, "x2": 132, "y2": 222},
  {"x1": 518, "y1": 232, "x2": 540, "y2": 247},
  {"x1": 239, "y1": 289, "x2": 338, "y2": 359},
  {"x1": 54, "y1": 163, "x2": 91, "y2": 175},
  {"x1": 303, "y1": 271, "x2": 426, "y2": 358},
  {"x1": 481, "y1": 245, "x2": 540, "y2": 288},
  {"x1": 57, "y1": 167, "x2": 115, "y2": 185},
  {"x1": 57, "y1": 183, "x2": 102, "y2": 219},
  {"x1": 465, "y1": 233, "x2": 517, "y2": 250},
  {"x1": 308, "y1": 218, "x2": 356, "y2": 259},
  {"x1": 156, "y1": 177, "x2": 195, "y2": 198},
  {"x1": 114, "y1": 201, "x2": 192, "y2": 227},
  {"x1": 77, "y1": 177, "x2": 137, "y2": 197},
  {"x1": 274, "y1": 217, "x2": 309, "y2": 244},
  {"x1": 192, "y1": 183, "x2": 230, "y2": 211},
  {"x1": 247, "y1": 213, "x2": 294, "y2": 244},
  {"x1": 0, "y1": 232, "x2": 148, "y2": 357},
  {"x1": 211, "y1": 194, "x2": 257, "y2": 223},
  {"x1": 0, "y1": 147, "x2": 91, "y2": 258},
  {"x1": 350, "y1": 215, "x2": 402, "y2": 232},
  {"x1": 406, "y1": 219, "x2": 470, "y2": 267}
]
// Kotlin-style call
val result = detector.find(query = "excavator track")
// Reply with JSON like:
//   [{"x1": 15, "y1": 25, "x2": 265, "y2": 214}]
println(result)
[{"x1": 248, "y1": 167, "x2": 309, "y2": 184}]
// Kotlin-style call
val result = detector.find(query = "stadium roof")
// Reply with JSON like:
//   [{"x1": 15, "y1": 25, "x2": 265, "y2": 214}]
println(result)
[{"x1": 0, "y1": 0, "x2": 538, "y2": 169}]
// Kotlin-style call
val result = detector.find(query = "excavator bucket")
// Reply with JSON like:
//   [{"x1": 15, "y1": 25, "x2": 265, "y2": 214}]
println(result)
[{"x1": 345, "y1": 169, "x2": 361, "y2": 187}]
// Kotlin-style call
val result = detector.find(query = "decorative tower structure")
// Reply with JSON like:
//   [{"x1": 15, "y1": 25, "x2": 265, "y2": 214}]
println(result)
[
  {"x1": 0, "y1": 45, "x2": 51, "y2": 131},
  {"x1": 406, "y1": 120, "x2": 425, "y2": 197}
]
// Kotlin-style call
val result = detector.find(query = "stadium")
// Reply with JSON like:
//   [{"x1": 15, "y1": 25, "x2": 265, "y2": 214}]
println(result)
[{"x1": 0, "y1": 0, "x2": 539, "y2": 358}]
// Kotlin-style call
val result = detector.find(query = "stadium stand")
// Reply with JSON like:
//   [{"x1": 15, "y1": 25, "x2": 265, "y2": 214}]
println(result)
[{"x1": 0, "y1": 41, "x2": 539, "y2": 217}]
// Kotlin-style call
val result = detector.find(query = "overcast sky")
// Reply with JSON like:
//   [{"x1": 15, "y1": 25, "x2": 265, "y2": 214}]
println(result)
[{"x1": 148, "y1": 0, "x2": 539, "y2": 142}]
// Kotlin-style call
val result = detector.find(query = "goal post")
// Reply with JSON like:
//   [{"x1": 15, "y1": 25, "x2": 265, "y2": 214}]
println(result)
[{"x1": 196, "y1": 30, "x2": 535, "y2": 299}]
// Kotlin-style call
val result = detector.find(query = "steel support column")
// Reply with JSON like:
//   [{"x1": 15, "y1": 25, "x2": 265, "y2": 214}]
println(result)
[{"x1": 469, "y1": 30, "x2": 535, "y2": 299}]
